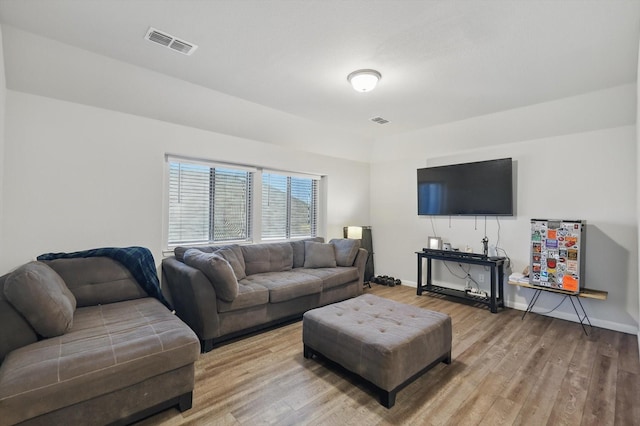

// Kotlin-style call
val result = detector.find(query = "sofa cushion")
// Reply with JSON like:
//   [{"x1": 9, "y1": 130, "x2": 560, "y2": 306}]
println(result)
[
  {"x1": 44, "y1": 257, "x2": 148, "y2": 307},
  {"x1": 0, "y1": 298, "x2": 200, "y2": 426},
  {"x1": 217, "y1": 282, "x2": 270, "y2": 313},
  {"x1": 217, "y1": 246, "x2": 247, "y2": 280},
  {"x1": 241, "y1": 271, "x2": 322, "y2": 303},
  {"x1": 329, "y1": 238, "x2": 361, "y2": 267},
  {"x1": 303, "y1": 241, "x2": 337, "y2": 268},
  {"x1": 291, "y1": 237, "x2": 324, "y2": 268},
  {"x1": 241, "y1": 243, "x2": 293, "y2": 275},
  {"x1": 300, "y1": 267, "x2": 360, "y2": 290},
  {"x1": 4, "y1": 262, "x2": 77, "y2": 338},
  {"x1": 175, "y1": 245, "x2": 246, "y2": 279},
  {"x1": 0, "y1": 274, "x2": 38, "y2": 364},
  {"x1": 183, "y1": 250, "x2": 239, "y2": 302},
  {"x1": 174, "y1": 244, "x2": 226, "y2": 262}
]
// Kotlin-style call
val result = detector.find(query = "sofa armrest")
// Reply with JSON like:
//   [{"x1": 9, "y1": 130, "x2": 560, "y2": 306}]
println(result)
[
  {"x1": 353, "y1": 248, "x2": 368, "y2": 292},
  {"x1": 162, "y1": 257, "x2": 220, "y2": 343}
]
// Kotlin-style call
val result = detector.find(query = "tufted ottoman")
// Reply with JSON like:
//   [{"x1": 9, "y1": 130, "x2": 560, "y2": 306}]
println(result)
[{"x1": 303, "y1": 293, "x2": 452, "y2": 408}]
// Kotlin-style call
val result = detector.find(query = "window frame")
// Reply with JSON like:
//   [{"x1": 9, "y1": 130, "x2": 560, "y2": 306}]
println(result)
[
  {"x1": 261, "y1": 170, "x2": 319, "y2": 241},
  {"x1": 163, "y1": 155, "x2": 323, "y2": 252}
]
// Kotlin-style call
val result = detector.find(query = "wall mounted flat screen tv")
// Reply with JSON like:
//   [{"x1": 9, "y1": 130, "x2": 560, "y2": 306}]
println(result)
[{"x1": 417, "y1": 158, "x2": 513, "y2": 216}]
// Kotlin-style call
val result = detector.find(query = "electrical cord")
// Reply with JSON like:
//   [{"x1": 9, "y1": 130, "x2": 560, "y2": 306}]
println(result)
[
  {"x1": 530, "y1": 294, "x2": 568, "y2": 314},
  {"x1": 494, "y1": 217, "x2": 511, "y2": 268},
  {"x1": 430, "y1": 216, "x2": 438, "y2": 237},
  {"x1": 442, "y1": 261, "x2": 479, "y2": 290}
]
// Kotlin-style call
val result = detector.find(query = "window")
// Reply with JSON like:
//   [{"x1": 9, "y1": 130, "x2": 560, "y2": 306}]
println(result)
[
  {"x1": 166, "y1": 157, "x2": 319, "y2": 247},
  {"x1": 262, "y1": 172, "x2": 318, "y2": 240},
  {"x1": 168, "y1": 159, "x2": 253, "y2": 245}
]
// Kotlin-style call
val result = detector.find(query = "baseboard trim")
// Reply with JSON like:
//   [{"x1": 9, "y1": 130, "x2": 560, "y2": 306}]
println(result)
[{"x1": 401, "y1": 280, "x2": 638, "y2": 335}]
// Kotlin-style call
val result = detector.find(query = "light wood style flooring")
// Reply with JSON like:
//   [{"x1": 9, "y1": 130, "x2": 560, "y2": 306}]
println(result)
[{"x1": 138, "y1": 284, "x2": 640, "y2": 425}]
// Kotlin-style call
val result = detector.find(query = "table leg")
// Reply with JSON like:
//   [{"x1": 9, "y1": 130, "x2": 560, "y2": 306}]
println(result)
[
  {"x1": 417, "y1": 255, "x2": 423, "y2": 295},
  {"x1": 522, "y1": 289, "x2": 543, "y2": 320},
  {"x1": 569, "y1": 296, "x2": 593, "y2": 336},
  {"x1": 498, "y1": 264, "x2": 504, "y2": 307},
  {"x1": 490, "y1": 266, "x2": 497, "y2": 313}
]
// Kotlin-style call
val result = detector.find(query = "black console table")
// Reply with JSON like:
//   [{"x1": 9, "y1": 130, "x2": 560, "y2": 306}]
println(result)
[{"x1": 416, "y1": 249, "x2": 506, "y2": 313}]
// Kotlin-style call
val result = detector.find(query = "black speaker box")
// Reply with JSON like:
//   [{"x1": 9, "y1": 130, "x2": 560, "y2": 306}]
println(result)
[{"x1": 343, "y1": 226, "x2": 374, "y2": 282}]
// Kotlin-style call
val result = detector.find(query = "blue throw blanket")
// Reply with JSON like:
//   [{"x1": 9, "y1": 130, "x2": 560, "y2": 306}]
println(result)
[{"x1": 37, "y1": 246, "x2": 172, "y2": 309}]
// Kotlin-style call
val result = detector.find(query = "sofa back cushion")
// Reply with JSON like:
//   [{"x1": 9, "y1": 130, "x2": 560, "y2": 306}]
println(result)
[
  {"x1": 0, "y1": 273, "x2": 38, "y2": 364},
  {"x1": 183, "y1": 249, "x2": 239, "y2": 302},
  {"x1": 44, "y1": 257, "x2": 148, "y2": 307},
  {"x1": 329, "y1": 238, "x2": 361, "y2": 267},
  {"x1": 241, "y1": 243, "x2": 293, "y2": 275},
  {"x1": 3, "y1": 261, "x2": 76, "y2": 338},
  {"x1": 291, "y1": 237, "x2": 324, "y2": 268},
  {"x1": 174, "y1": 245, "x2": 246, "y2": 280},
  {"x1": 303, "y1": 241, "x2": 337, "y2": 268},
  {"x1": 216, "y1": 246, "x2": 246, "y2": 280}
]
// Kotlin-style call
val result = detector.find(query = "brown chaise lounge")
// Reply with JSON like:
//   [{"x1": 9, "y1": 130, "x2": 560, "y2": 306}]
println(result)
[{"x1": 0, "y1": 251, "x2": 200, "y2": 425}]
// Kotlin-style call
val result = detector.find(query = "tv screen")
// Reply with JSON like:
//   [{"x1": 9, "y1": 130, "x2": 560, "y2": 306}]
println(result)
[{"x1": 417, "y1": 158, "x2": 513, "y2": 216}]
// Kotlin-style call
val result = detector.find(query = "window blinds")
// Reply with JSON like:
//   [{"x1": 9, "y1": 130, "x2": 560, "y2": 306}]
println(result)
[
  {"x1": 262, "y1": 172, "x2": 317, "y2": 240},
  {"x1": 168, "y1": 160, "x2": 253, "y2": 245},
  {"x1": 167, "y1": 156, "x2": 318, "y2": 246}
]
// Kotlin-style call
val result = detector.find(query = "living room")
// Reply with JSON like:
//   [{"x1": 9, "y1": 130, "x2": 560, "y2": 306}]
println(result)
[{"x1": 0, "y1": 1, "x2": 638, "y2": 424}]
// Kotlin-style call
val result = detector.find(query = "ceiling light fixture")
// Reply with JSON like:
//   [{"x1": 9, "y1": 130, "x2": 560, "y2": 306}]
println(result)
[{"x1": 347, "y1": 69, "x2": 381, "y2": 92}]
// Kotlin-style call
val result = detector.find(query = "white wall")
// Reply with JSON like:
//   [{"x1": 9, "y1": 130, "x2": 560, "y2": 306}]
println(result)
[
  {"x1": 0, "y1": 90, "x2": 370, "y2": 273},
  {"x1": 371, "y1": 86, "x2": 638, "y2": 334},
  {"x1": 1, "y1": 25, "x2": 371, "y2": 163}
]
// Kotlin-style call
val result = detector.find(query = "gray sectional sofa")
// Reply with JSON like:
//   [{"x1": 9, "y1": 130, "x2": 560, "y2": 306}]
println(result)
[
  {"x1": 162, "y1": 238, "x2": 366, "y2": 352},
  {"x1": 0, "y1": 253, "x2": 200, "y2": 425}
]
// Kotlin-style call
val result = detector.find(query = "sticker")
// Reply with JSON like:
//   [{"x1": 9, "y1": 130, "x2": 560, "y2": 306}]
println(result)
[
  {"x1": 568, "y1": 249, "x2": 578, "y2": 261},
  {"x1": 532, "y1": 272, "x2": 541, "y2": 282},
  {"x1": 548, "y1": 230, "x2": 557, "y2": 239},
  {"x1": 532, "y1": 263, "x2": 541, "y2": 272},
  {"x1": 532, "y1": 231, "x2": 542, "y2": 242},
  {"x1": 559, "y1": 249, "x2": 568, "y2": 258},
  {"x1": 548, "y1": 220, "x2": 561, "y2": 229},
  {"x1": 532, "y1": 254, "x2": 541, "y2": 263},
  {"x1": 567, "y1": 260, "x2": 578, "y2": 273},
  {"x1": 547, "y1": 258, "x2": 557, "y2": 268},
  {"x1": 533, "y1": 243, "x2": 542, "y2": 253},
  {"x1": 565, "y1": 237, "x2": 577, "y2": 248},
  {"x1": 563, "y1": 276, "x2": 579, "y2": 292},
  {"x1": 546, "y1": 239, "x2": 558, "y2": 249}
]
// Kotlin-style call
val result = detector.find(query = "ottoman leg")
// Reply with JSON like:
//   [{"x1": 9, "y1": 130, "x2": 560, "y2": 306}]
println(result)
[
  {"x1": 381, "y1": 390, "x2": 396, "y2": 408},
  {"x1": 303, "y1": 344, "x2": 313, "y2": 359}
]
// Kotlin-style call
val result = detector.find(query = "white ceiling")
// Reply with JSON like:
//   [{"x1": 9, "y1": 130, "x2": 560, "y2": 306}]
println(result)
[{"x1": 0, "y1": 0, "x2": 639, "y2": 150}]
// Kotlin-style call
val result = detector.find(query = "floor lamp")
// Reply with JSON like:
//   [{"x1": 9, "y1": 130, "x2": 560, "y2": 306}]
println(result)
[{"x1": 343, "y1": 226, "x2": 374, "y2": 286}]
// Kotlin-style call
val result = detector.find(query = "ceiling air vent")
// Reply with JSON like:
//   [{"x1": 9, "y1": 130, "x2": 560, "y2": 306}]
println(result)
[
  {"x1": 370, "y1": 116, "x2": 390, "y2": 125},
  {"x1": 145, "y1": 27, "x2": 198, "y2": 56}
]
